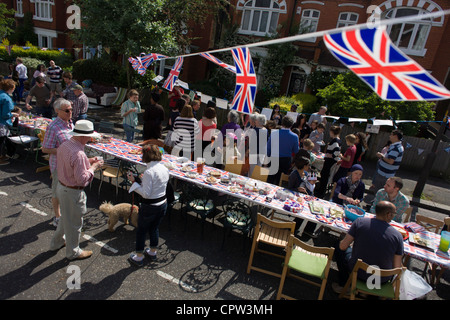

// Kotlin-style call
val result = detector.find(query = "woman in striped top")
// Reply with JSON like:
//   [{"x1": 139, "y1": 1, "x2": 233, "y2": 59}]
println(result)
[
  {"x1": 315, "y1": 125, "x2": 341, "y2": 198},
  {"x1": 172, "y1": 104, "x2": 200, "y2": 159}
]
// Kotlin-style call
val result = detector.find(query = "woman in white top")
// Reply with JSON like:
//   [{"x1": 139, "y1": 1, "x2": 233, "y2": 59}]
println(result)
[
  {"x1": 32, "y1": 64, "x2": 46, "y2": 87},
  {"x1": 127, "y1": 145, "x2": 169, "y2": 267},
  {"x1": 121, "y1": 89, "x2": 141, "y2": 142}
]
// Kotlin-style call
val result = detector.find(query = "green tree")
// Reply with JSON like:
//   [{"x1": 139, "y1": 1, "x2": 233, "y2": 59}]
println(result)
[
  {"x1": 317, "y1": 72, "x2": 435, "y2": 135},
  {"x1": 0, "y1": 3, "x2": 15, "y2": 39}
]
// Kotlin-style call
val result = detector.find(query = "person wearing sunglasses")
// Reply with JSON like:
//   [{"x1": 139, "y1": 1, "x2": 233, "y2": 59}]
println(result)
[{"x1": 42, "y1": 98, "x2": 74, "y2": 228}]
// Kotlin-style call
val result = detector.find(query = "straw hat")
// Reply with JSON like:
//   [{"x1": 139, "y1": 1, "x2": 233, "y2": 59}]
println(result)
[{"x1": 70, "y1": 120, "x2": 100, "y2": 138}]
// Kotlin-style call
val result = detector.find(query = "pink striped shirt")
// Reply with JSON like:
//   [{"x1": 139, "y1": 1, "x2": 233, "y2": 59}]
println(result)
[{"x1": 56, "y1": 138, "x2": 94, "y2": 187}]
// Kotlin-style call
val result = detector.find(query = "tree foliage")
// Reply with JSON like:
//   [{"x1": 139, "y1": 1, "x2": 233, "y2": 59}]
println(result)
[{"x1": 0, "y1": 3, "x2": 15, "y2": 39}]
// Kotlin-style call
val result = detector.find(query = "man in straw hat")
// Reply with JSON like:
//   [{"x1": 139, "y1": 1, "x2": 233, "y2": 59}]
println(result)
[{"x1": 49, "y1": 120, "x2": 103, "y2": 260}]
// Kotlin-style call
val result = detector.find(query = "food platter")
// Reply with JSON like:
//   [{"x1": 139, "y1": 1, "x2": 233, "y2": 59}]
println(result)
[
  {"x1": 309, "y1": 201, "x2": 325, "y2": 215},
  {"x1": 205, "y1": 176, "x2": 218, "y2": 184},
  {"x1": 185, "y1": 171, "x2": 198, "y2": 179},
  {"x1": 164, "y1": 162, "x2": 176, "y2": 170},
  {"x1": 392, "y1": 225, "x2": 409, "y2": 241},
  {"x1": 129, "y1": 148, "x2": 142, "y2": 155},
  {"x1": 329, "y1": 206, "x2": 344, "y2": 218},
  {"x1": 228, "y1": 185, "x2": 243, "y2": 193},
  {"x1": 181, "y1": 164, "x2": 195, "y2": 172},
  {"x1": 409, "y1": 233, "x2": 436, "y2": 250}
]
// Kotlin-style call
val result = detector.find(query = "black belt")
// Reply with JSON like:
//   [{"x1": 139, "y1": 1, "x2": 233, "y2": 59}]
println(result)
[
  {"x1": 59, "y1": 181, "x2": 84, "y2": 190},
  {"x1": 140, "y1": 195, "x2": 166, "y2": 204}
]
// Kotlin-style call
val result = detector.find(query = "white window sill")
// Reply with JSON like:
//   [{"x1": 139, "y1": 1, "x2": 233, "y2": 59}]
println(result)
[
  {"x1": 238, "y1": 29, "x2": 274, "y2": 37},
  {"x1": 15, "y1": 13, "x2": 24, "y2": 18},
  {"x1": 33, "y1": 16, "x2": 53, "y2": 22},
  {"x1": 399, "y1": 48, "x2": 427, "y2": 57}
]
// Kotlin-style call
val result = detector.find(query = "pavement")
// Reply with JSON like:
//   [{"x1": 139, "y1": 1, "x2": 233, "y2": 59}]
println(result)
[{"x1": 0, "y1": 103, "x2": 448, "y2": 303}]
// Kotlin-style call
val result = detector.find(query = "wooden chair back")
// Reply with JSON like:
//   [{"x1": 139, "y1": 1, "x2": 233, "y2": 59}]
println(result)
[
  {"x1": 415, "y1": 214, "x2": 444, "y2": 234},
  {"x1": 250, "y1": 165, "x2": 270, "y2": 182}
]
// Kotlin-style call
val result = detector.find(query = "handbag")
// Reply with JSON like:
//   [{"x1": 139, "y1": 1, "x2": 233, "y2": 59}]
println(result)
[
  {"x1": 399, "y1": 269, "x2": 432, "y2": 300},
  {"x1": 164, "y1": 130, "x2": 174, "y2": 147}
]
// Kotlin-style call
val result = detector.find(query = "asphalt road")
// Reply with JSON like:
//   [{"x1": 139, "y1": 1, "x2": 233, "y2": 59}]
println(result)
[{"x1": 0, "y1": 153, "x2": 449, "y2": 306}]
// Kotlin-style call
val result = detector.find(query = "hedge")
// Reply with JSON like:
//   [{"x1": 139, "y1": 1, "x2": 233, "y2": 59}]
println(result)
[{"x1": 0, "y1": 46, "x2": 73, "y2": 68}]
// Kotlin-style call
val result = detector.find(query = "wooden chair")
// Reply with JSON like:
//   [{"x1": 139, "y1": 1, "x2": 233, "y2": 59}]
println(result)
[
  {"x1": 413, "y1": 214, "x2": 446, "y2": 286},
  {"x1": 250, "y1": 165, "x2": 270, "y2": 182},
  {"x1": 279, "y1": 172, "x2": 290, "y2": 187},
  {"x1": 415, "y1": 214, "x2": 444, "y2": 234},
  {"x1": 339, "y1": 259, "x2": 406, "y2": 300},
  {"x1": 247, "y1": 213, "x2": 295, "y2": 278},
  {"x1": 224, "y1": 161, "x2": 244, "y2": 175},
  {"x1": 402, "y1": 207, "x2": 413, "y2": 223},
  {"x1": 277, "y1": 235, "x2": 334, "y2": 300}
]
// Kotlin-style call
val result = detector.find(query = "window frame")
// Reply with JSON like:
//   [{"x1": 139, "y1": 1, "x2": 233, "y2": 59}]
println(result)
[
  {"x1": 384, "y1": 7, "x2": 432, "y2": 57},
  {"x1": 336, "y1": 12, "x2": 359, "y2": 28},
  {"x1": 15, "y1": 0, "x2": 24, "y2": 17},
  {"x1": 298, "y1": 9, "x2": 321, "y2": 43},
  {"x1": 33, "y1": 0, "x2": 54, "y2": 22},
  {"x1": 238, "y1": 0, "x2": 282, "y2": 37}
]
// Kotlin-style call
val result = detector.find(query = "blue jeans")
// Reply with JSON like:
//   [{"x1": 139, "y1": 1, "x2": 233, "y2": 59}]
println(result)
[
  {"x1": 17, "y1": 79, "x2": 26, "y2": 100},
  {"x1": 123, "y1": 124, "x2": 135, "y2": 142},
  {"x1": 135, "y1": 202, "x2": 167, "y2": 252}
]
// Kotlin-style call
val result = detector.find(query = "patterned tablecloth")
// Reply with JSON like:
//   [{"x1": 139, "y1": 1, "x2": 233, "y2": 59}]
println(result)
[
  {"x1": 87, "y1": 138, "x2": 449, "y2": 269},
  {"x1": 18, "y1": 117, "x2": 52, "y2": 132}
]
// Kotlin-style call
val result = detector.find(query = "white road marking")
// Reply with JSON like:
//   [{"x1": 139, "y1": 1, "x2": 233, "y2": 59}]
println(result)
[
  {"x1": 0, "y1": 191, "x2": 8, "y2": 196},
  {"x1": 82, "y1": 234, "x2": 118, "y2": 254},
  {"x1": 156, "y1": 270, "x2": 198, "y2": 292},
  {"x1": 19, "y1": 202, "x2": 48, "y2": 216}
]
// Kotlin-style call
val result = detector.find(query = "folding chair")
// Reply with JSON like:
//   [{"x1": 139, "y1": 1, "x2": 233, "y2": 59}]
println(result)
[
  {"x1": 111, "y1": 87, "x2": 127, "y2": 107},
  {"x1": 277, "y1": 235, "x2": 335, "y2": 300},
  {"x1": 7, "y1": 127, "x2": 39, "y2": 162},
  {"x1": 247, "y1": 213, "x2": 295, "y2": 278},
  {"x1": 339, "y1": 259, "x2": 405, "y2": 300},
  {"x1": 279, "y1": 172, "x2": 290, "y2": 187}
]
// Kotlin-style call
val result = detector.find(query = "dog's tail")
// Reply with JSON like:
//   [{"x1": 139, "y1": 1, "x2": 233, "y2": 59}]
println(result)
[{"x1": 99, "y1": 201, "x2": 114, "y2": 214}]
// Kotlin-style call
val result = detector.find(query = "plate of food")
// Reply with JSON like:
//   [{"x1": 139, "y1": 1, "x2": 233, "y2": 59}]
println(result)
[
  {"x1": 329, "y1": 206, "x2": 344, "y2": 219},
  {"x1": 208, "y1": 170, "x2": 222, "y2": 179},
  {"x1": 228, "y1": 185, "x2": 243, "y2": 193},
  {"x1": 409, "y1": 233, "x2": 436, "y2": 250},
  {"x1": 129, "y1": 148, "x2": 142, "y2": 155},
  {"x1": 391, "y1": 224, "x2": 409, "y2": 241},
  {"x1": 205, "y1": 176, "x2": 218, "y2": 184},
  {"x1": 164, "y1": 162, "x2": 176, "y2": 170},
  {"x1": 181, "y1": 164, "x2": 194, "y2": 172},
  {"x1": 309, "y1": 201, "x2": 325, "y2": 215},
  {"x1": 176, "y1": 157, "x2": 189, "y2": 163},
  {"x1": 185, "y1": 171, "x2": 198, "y2": 179}
]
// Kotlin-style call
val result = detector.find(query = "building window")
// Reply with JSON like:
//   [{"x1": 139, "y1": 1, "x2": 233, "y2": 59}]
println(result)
[
  {"x1": 16, "y1": 0, "x2": 24, "y2": 17},
  {"x1": 33, "y1": 0, "x2": 54, "y2": 22},
  {"x1": 384, "y1": 7, "x2": 431, "y2": 56},
  {"x1": 239, "y1": 0, "x2": 282, "y2": 36},
  {"x1": 337, "y1": 12, "x2": 358, "y2": 28},
  {"x1": 298, "y1": 9, "x2": 320, "y2": 42}
]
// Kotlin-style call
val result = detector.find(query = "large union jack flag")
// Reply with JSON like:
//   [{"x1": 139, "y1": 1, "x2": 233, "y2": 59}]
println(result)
[
  {"x1": 230, "y1": 47, "x2": 257, "y2": 114},
  {"x1": 200, "y1": 52, "x2": 236, "y2": 74},
  {"x1": 163, "y1": 57, "x2": 184, "y2": 91},
  {"x1": 324, "y1": 27, "x2": 450, "y2": 101}
]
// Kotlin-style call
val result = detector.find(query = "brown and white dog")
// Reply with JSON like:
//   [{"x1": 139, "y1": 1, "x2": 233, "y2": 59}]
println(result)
[{"x1": 99, "y1": 201, "x2": 139, "y2": 232}]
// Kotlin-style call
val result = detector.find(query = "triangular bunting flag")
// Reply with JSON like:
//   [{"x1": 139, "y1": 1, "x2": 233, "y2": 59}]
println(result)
[{"x1": 163, "y1": 57, "x2": 184, "y2": 92}]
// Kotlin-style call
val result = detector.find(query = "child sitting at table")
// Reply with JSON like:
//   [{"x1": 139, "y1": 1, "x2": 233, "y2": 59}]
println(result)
[
  {"x1": 309, "y1": 123, "x2": 325, "y2": 153},
  {"x1": 302, "y1": 138, "x2": 317, "y2": 167},
  {"x1": 300, "y1": 170, "x2": 318, "y2": 196}
]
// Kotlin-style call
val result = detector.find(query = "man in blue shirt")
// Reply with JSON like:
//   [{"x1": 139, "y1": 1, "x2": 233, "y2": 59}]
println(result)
[{"x1": 267, "y1": 116, "x2": 299, "y2": 185}]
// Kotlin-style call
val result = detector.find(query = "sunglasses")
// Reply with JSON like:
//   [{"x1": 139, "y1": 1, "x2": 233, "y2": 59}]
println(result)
[{"x1": 61, "y1": 109, "x2": 73, "y2": 113}]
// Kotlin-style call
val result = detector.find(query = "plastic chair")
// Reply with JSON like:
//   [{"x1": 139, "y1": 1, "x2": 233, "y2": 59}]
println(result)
[
  {"x1": 250, "y1": 165, "x2": 269, "y2": 182},
  {"x1": 7, "y1": 127, "x2": 39, "y2": 162},
  {"x1": 339, "y1": 259, "x2": 406, "y2": 300},
  {"x1": 247, "y1": 213, "x2": 295, "y2": 278},
  {"x1": 180, "y1": 183, "x2": 216, "y2": 238},
  {"x1": 277, "y1": 235, "x2": 335, "y2": 300},
  {"x1": 220, "y1": 199, "x2": 254, "y2": 250}
]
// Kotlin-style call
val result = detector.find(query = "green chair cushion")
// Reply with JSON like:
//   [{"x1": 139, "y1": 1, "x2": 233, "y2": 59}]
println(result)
[
  {"x1": 288, "y1": 247, "x2": 328, "y2": 279},
  {"x1": 189, "y1": 199, "x2": 214, "y2": 211},
  {"x1": 355, "y1": 280, "x2": 395, "y2": 299}
]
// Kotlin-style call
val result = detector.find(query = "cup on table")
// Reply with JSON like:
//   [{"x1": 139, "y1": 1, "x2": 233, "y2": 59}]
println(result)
[
  {"x1": 96, "y1": 156, "x2": 103, "y2": 162},
  {"x1": 439, "y1": 231, "x2": 450, "y2": 252},
  {"x1": 196, "y1": 157, "x2": 205, "y2": 174}
]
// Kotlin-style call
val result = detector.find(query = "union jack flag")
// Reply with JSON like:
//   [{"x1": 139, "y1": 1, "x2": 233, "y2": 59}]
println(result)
[
  {"x1": 200, "y1": 52, "x2": 236, "y2": 74},
  {"x1": 163, "y1": 57, "x2": 184, "y2": 91},
  {"x1": 128, "y1": 56, "x2": 146, "y2": 76},
  {"x1": 230, "y1": 47, "x2": 257, "y2": 114},
  {"x1": 323, "y1": 27, "x2": 450, "y2": 101},
  {"x1": 140, "y1": 52, "x2": 168, "y2": 69}
]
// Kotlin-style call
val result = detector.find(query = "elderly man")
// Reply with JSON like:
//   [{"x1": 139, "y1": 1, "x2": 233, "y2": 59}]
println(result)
[
  {"x1": 307, "y1": 106, "x2": 328, "y2": 126},
  {"x1": 370, "y1": 177, "x2": 410, "y2": 223},
  {"x1": 25, "y1": 76, "x2": 54, "y2": 118},
  {"x1": 71, "y1": 84, "x2": 89, "y2": 123},
  {"x1": 49, "y1": 120, "x2": 103, "y2": 260},
  {"x1": 333, "y1": 201, "x2": 404, "y2": 293},
  {"x1": 42, "y1": 98, "x2": 74, "y2": 227}
]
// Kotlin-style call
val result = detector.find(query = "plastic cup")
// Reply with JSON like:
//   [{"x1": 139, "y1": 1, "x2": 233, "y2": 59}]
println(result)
[
  {"x1": 196, "y1": 157, "x2": 205, "y2": 174},
  {"x1": 439, "y1": 231, "x2": 450, "y2": 252}
]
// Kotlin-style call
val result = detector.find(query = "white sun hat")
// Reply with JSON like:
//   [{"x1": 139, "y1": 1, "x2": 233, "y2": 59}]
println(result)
[{"x1": 70, "y1": 120, "x2": 100, "y2": 138}]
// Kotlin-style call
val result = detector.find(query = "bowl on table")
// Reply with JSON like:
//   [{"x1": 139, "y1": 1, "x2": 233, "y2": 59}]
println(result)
[{"x1": 344, "y1": 205, "x2": 365, "y2": 222}]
